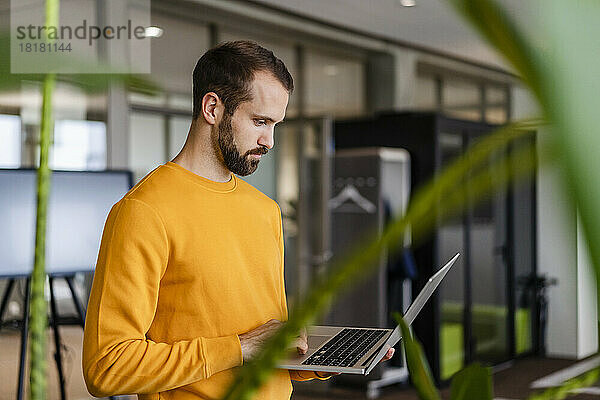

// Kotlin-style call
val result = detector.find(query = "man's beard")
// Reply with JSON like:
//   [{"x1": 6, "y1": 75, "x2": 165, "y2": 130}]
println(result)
[{"x1": 214, "y1": 113, "x2": 268, "y2": 176}]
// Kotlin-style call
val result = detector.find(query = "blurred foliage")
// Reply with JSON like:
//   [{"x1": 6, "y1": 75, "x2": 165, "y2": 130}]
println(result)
[
  {"x1": 449, "y1": 0, "x2": 600, "y2": 398},
  {"x1": 398, "y1": 0, "x2": 600, "y2": 398},
  {"x1": 394, "y1": 313, "x2": 440, "y2": 400},
  {"x1": 449, "y1": 363, "x2": 493, "y2": 400},
  {"x1": 528, "y1": 367, "x2": 600, "y2": 400}
]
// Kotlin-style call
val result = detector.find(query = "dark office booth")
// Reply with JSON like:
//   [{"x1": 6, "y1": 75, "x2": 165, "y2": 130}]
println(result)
[{"x1": 334, "y1": 112, "x2": 537, "y2": 383}]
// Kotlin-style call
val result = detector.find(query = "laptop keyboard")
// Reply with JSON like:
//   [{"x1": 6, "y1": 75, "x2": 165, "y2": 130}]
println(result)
[{"x1": 302, "y1": 328, "x2": 388, "y2": 368}]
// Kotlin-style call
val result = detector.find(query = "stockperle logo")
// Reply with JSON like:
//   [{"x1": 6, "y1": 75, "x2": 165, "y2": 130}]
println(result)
[
  {"x1": 10, "y1": 0, "x2": 152, "y2": 74},
  {"x1": 16, "y1": 20, "x2": 148, "y2": 46}
]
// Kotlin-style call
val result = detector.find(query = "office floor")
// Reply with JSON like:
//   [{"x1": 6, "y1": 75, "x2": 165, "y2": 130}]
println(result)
[{"x1": 0, "y1": 326, "x2": 598, "y2": 400}]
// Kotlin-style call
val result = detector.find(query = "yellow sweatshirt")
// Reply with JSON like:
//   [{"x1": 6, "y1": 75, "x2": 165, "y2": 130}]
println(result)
[{"x1": 83, "y1": 161, "x2": 323, "y2": 400}]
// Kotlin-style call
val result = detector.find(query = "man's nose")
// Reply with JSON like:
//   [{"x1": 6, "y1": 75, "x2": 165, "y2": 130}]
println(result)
[{"x1": 258, "y1": 129, "x2": 274, "y2": 150}]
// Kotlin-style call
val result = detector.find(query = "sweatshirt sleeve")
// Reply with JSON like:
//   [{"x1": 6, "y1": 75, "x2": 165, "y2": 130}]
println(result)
[
  {"x1": 274, "y1": 204, "x2": 331, "y2": 382},
  {"x1": 82, "y1": 198, "x2": 243, "y2": 397}
]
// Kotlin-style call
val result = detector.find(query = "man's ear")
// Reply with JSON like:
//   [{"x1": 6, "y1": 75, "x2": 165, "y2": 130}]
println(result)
[{"x1": 201, "y1": 92, "x2": 221, "y2": 125}]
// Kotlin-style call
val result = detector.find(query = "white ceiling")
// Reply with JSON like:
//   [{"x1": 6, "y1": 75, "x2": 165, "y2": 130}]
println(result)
[{"x1": 251, "y1": 0, "x2": 541, "y2": 72}]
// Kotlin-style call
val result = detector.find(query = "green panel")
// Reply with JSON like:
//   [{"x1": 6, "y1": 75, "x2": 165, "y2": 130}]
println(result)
[
  {"x1": 515, "y1": 308, "x2": 532, "y2": 354},
  {"x1": 441, "y1": 322, "x2": 464, "y2": 380},
  {"x1": 442, "y1": 302, "x2": 532, "y2": 367}
]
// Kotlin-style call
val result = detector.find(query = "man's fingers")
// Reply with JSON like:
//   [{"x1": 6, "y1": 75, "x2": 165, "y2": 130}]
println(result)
[
  {"x1": 292, "y1": 327, "x2": 308, "y2": 354},
  {"x1": 292, "y1": 337, "x2": 308, "y2": 354},
  {"x1": 298, "y1": 337, "x2": 308, "y2": 353},
  {"x1": 381, "y1": 347, "x2": 395, "y2": 361}
]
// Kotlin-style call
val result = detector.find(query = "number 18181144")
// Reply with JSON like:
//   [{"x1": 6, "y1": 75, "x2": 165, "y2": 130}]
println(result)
[{"x1": 19, "y1": 42, "x2": 72, "y2": 52}]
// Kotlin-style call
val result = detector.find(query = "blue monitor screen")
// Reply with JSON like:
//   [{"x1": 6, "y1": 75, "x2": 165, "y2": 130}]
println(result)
[{"x1": 0, "y1": 169, "x2": 131, "y2": 278}]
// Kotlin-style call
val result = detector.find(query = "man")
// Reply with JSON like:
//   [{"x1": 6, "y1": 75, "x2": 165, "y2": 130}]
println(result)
[{"x1": 83, "y1": 41, "x2": 393, "y2": 400}]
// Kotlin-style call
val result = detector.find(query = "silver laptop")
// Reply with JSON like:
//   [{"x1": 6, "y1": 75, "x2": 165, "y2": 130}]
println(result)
[{"x1": 278, "y1": 253, "x2": 459, "y2": 375}]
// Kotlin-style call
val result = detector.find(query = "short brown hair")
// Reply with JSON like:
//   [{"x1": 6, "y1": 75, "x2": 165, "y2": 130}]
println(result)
[{"x1": 192, "y1": 40, "x2": 294, "y2": 119}]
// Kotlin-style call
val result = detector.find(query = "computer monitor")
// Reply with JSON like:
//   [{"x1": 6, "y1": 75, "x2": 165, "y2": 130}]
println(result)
[{"x1": 0, "y1": 169, "x2": 132, "y2": 278}]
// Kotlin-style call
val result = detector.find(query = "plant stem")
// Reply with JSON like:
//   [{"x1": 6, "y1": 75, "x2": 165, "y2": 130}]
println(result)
[
  {"x1": 29, "y1": 0, "x2": 58, "y2": 398},
  {"x1": 29, "y1": 71, "x2": 55, "y2": 400}
]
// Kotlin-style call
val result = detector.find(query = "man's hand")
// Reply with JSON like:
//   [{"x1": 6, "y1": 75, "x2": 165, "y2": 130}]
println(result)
[
  {"x1": 239, "y1": 319, "x2": 309, "y2": 362},
  {"x1": 296, "y1": 326, "x2": 308, "y2": 355}
]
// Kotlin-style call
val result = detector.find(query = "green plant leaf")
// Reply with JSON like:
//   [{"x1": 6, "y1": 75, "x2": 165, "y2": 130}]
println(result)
[
  {"x1": 450, "y1": 2, "x2": 600, "y2": 399},
  {"x1": 449, "y1": 363, "x2": 493, "y2": 400},
  {"x1": 393, "y1": 312, "x2": 441, "y2": 400}
]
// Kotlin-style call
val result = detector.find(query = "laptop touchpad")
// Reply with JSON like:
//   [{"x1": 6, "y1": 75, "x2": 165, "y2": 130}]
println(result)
[{"x1": 308, "y1": 335, "x2": 330, "y2": 350}]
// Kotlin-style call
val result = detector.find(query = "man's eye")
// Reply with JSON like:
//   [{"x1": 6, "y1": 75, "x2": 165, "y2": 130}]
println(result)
[{"x1": 254, "y1": 119, "x2": 266, "y2": 126}]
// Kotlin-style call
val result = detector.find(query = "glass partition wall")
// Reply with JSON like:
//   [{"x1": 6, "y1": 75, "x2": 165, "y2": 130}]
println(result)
[
  {"x1": 438, "y1": 132, "x2": 467, "y2": 379},
  {"x1": 438, "y1": 129, "x2": 512, "y2": 381},
  {"x1": 466, "y1": 134, "x2": 510, "y2": 367},
  {"x1": 438, "y1": 123, "x2": 535, "y2": 380}
]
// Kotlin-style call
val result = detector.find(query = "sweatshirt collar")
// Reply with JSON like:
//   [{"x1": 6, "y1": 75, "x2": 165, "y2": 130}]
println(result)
[{"x1": 164, "y1": 161, "x2": 237, "y2": 193}]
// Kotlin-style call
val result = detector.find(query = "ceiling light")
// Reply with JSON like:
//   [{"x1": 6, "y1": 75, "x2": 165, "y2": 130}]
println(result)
[
  {"x1": 399, "y1": 0, "x2": 416, "y2": 7},
  {"x1": 144, "y1": 26, "x2": 163, "y2": 38}
]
